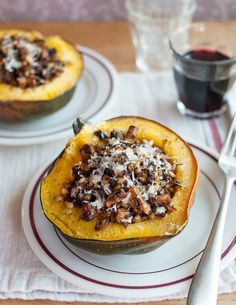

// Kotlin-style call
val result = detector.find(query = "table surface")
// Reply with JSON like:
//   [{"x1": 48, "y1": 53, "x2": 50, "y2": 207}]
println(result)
[{"x1": 0, "y1": 20, "x2": 235, "y2": 305}]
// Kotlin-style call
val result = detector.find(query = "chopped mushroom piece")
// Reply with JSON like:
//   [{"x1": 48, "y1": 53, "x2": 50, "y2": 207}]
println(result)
[
  {"x1": 155, "y1": 194, "x2": 171, "y2": 205},
  {"x1": 126, "y1": 125, "x2": 139, "y2": 140}
]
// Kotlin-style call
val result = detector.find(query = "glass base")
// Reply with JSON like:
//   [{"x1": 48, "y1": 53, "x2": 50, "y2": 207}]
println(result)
[
  {"x1": 177, "y1": 101, "x2": 228, "y2": 119},
  {"x1": 136, "y1": 55, "x2": 172, "y2": 72}
]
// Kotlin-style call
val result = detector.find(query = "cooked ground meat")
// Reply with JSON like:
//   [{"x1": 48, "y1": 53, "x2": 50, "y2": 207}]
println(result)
[
  {"x1": 0, "y1": 34, "x2": 64, "y2": 88},
  {"x1": 61, "y1": 126, "x2": 181, "y2": 230}
]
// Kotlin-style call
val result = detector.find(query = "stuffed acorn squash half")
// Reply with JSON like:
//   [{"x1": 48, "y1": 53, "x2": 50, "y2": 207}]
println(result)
[
  {"x1": 0, "y1": 30, "x2": 83, "y2": 121},
  {"x1": 41, "y1": 116, "x2": 199, "y2": 255}
]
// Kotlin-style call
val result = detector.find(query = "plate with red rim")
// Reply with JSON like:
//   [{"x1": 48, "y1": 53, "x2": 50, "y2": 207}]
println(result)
[
  {"x1": 21, "y1": 142, "x2": 236, "y2": 299},
  {"x1": 0, "y1": 45, "x2": 118, "y2": 146}
]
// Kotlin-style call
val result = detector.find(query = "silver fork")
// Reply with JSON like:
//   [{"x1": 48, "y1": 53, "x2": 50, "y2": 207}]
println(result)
[{"x1": 187, "y1": 114, "x2": 236, "y2": 305}]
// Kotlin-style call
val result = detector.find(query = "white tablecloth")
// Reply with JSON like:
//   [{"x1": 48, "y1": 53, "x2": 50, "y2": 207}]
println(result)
[{"x1": 0, "y1": 72, "x2": 235, "y2": 302}]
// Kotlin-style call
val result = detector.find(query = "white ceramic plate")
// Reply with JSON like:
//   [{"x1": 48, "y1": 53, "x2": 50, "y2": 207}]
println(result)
[
  {"x1": 0, "y1": 45, "x2": 118, "y2": 146},
  {"x1": 21, "y1": 142, "x2": 236, "y2": 300}
]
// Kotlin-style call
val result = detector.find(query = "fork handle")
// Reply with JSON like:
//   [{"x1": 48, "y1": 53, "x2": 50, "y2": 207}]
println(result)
[{"x1": 187, "y1": 176, "x2": 234, "y2": 305}]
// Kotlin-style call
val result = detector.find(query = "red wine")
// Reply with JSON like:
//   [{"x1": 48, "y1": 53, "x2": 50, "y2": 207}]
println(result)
[{"x1": 174, "y1": 49, "x2": 235, "y2": 115}]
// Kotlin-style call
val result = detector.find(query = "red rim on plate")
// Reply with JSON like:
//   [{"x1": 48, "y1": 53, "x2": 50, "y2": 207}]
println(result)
[{"x1": 26, "y1": 143, "x2": 236, "y2": 290}]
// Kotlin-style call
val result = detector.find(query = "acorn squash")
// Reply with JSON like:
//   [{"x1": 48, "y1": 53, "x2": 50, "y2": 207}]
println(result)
[
  {"x1": 0, "y1": 30, "x2": 83, "y2": 121},
  {"x1": 41, "y1": 116, "x2": 199, "y2": 255}
]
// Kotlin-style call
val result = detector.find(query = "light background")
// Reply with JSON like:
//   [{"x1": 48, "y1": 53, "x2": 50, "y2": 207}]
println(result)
[{"x1": 0, "y1": 0, "x2": 235, "y2": 21}]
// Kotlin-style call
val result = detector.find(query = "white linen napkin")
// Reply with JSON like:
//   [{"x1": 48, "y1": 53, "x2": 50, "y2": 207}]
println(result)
[
  {"x1": 227, "y1": 81, "x2": 236, "y2": 117},
  {"x1": 0, "y1": 72, "x2": 235, "y2": 302}
]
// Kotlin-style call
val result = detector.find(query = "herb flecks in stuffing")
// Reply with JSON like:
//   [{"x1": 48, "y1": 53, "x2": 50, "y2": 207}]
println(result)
[
  {"x1": 0, "y1": 34, "x2": 64, "y2": 88},
  {"x1": 60, "y1": 126, "x2": 181, "y2": 230}
]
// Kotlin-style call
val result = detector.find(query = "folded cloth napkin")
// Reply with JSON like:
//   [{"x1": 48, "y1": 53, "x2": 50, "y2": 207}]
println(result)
[{"x1": 0, "y1": 72, "x2": 235, "y2": 302}]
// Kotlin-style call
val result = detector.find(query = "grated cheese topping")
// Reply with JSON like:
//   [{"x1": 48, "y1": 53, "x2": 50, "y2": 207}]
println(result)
[{"x1": 63, "y1": 126, "x2": 181, "y2": 230}]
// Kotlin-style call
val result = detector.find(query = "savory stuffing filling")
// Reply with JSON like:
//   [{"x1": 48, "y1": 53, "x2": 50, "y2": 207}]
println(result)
[
  {"x1": 0, "y1": 34, "x2": 64, "y2": 88},
  {"x1": 59, "y1": 126, "x2": 181, "y2": 230}
]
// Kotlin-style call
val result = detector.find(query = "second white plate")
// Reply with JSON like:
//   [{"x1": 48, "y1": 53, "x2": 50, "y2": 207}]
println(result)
[
  {"x1": 0, "y1": 45, "x2": 118, "y2": 146},
  {"x1": 21, "y1": 142, "x2": 236, "y2": 300}
]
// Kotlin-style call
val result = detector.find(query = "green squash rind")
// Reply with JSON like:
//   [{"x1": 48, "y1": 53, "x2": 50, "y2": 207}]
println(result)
[
  {"x1": 0, "y1": 86, "x2": 76, "y2": 121},
  {"x1": 58, "y1": 230, "x2": 174, "y2": 255},
  {"x1": 72, "y1": 117, "x2": 90, "y2": 135}
]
